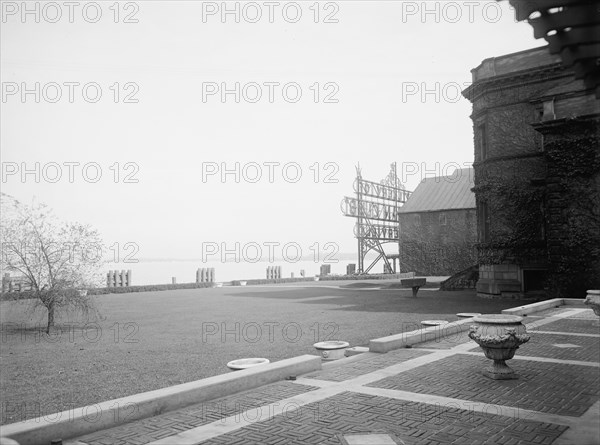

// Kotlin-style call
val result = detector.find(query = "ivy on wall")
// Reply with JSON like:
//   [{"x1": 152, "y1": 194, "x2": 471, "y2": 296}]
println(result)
[
  {"x1": 473, "y1": 173, "x2": 546, "y2": 266},
  {"x1": 543, "y1": 132, "x2": 600, "y2": 297},
  {"x1": 473, "y1": 126, "x2": 599, "y2": 298}
]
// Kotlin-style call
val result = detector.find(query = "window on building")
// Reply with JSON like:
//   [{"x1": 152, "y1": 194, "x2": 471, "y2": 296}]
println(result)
[
  {"x1": 413, "y1": 214, "x2": 421, "y2": 226},
  {"x1": 478, "y1": 123, "x2": 488, "y2": 161},
  {"x1": 439, "y1": 213, "x2": 447, "y2": 226}
]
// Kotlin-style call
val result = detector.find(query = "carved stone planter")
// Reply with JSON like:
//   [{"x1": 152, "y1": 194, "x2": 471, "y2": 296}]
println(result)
[
  {"x1": 584, "y1": 290, "x2": 600, "y2": 325},
  {"x1": 468, "y1": 314, "x2": 530, "y2": 380}
]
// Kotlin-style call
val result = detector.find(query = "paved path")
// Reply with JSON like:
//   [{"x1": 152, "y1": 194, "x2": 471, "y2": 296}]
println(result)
[{"x1": 72, "y1": 305, "x2": 600, "y2": 445}]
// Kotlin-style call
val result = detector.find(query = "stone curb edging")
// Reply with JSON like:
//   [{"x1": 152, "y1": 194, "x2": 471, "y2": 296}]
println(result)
[
  {"x1": 369, "y1": 298, "x2": 587, "y2": 354},
  {"x1": 369, "y1": 319, "x2": 474, "y2": 353},
  {"x1": 1, "y1": 355, "x2": 321, "y2": 445},
  {"x1": 501, "y1": 298, "x2": 584, "y2": 316}
]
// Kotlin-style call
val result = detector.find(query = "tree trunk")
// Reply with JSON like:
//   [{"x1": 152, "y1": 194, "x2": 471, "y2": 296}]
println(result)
[{"x1": 46, "y1": 303, "x2": 55, "y2": 334}]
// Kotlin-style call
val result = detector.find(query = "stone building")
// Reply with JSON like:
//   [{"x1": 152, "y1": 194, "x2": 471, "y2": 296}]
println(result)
[
  {"x1": 462, "y1": 46, "x2": 600, "y2": 298},
  {"x1": 398, "y1": 168, "x2": 476, "y2": 276}
]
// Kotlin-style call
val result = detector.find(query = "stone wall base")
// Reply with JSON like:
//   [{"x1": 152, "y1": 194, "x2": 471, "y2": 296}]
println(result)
[{"x1": 477, "y1": 264, "x2": 548, "y2": 299}]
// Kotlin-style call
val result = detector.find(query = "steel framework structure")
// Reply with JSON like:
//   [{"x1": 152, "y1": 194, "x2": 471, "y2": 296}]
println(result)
[{"x1": 340, "y1": 163, "x2": 412, "y2": 275}]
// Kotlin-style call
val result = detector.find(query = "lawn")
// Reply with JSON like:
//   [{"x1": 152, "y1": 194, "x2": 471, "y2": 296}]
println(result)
[{"x1": 0, "y1": 281, "x2": 518, "y2": 425}]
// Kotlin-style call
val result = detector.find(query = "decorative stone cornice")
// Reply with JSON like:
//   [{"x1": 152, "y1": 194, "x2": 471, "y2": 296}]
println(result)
[{"x1": 462, "y1": 63, "x2": 568, "y2": 103}]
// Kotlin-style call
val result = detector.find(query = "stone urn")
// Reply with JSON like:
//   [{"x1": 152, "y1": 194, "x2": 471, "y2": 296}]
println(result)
[
  {"x1": 584, "y1": 290, "x2": 600, "y2": 325},
  {"x1": 468, "y1": 314, "x2": 530, "y2": 380}
]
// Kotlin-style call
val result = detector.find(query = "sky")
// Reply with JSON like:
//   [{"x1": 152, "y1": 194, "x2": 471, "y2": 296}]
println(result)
[{"x1": 1, "y1": 0, "x2": 541, "y2": 263}]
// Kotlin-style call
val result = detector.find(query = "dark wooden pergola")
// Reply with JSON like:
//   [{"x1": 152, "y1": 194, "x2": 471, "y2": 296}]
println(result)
[{"x1": 502, "y1": 0, "x2": 600, "y2": 97}]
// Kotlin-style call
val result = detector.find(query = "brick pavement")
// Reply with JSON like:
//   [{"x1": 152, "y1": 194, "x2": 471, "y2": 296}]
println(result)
[
  {"x1": 200, "y1": 392, "x2": 568, "y2": 445},
  {"x1": 70, "y1": 306, "x2": 600, "y2": 445},
  {"x1": 531, "y1": 318, "x2": 600, "y2": 334},
  {"x1": 518, "y1": 332, "x2": 600, "y2": 362},
  {"x1": 366, "y1": 354, "x2": 599, "y2": 417},
  {"x1": 77, "y1": 382, "x2": 320, "y2": 445},
  {"x1": 567, "y1": 310, "x2": 599, "y2": 320},
  {"x1": 413, "y1": 334, "x2": 472, "y2": 350},
  {"x1": 303, "y1": 349, "x2": 433, "y2": 382}
]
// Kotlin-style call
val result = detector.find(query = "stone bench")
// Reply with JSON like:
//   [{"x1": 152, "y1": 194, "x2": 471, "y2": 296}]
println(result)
[{"x1": 400, "y1": 278, "x2": 427, "y2": 297}]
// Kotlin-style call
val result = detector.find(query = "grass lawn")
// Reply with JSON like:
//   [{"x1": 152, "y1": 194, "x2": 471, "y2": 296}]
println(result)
[{"x1": 0, "y1": 281, "x2": 519, "y2": 425}]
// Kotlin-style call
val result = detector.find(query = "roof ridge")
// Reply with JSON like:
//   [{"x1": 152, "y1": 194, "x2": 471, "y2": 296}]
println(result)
[{"x1": 400, "y1": 167, "x2": 475, "y2": 213}]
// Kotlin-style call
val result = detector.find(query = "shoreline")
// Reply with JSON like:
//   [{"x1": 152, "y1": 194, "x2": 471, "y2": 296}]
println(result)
[{"x1": 1, "y1": 272, "x2": 434, "y2": 300}]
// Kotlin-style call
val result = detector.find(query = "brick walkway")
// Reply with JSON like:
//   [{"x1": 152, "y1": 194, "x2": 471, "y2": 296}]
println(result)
[
  {"x1": 71, "y1": 305, "x2": 600, "y2": 445},
  {"x1": 76, "y1": 382, "x2": 321, "y2": 445}
]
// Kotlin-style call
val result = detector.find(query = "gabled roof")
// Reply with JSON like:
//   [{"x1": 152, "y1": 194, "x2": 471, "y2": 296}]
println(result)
[{"x1": 399, "y1": 168, "x2": 475, "y2": 214}]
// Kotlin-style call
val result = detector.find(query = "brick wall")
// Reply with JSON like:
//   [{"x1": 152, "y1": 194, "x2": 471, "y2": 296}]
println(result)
[{"x1": 399, "y1": 209, "x2": 476, "y2": 275}]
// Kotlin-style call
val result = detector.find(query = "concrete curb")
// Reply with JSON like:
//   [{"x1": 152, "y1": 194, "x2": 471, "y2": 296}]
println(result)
[
  {"x1": 370, "y1": 298, "x2": 588, "y2": 353},
  {"x1": 369, "y1": 319, "x2": 474, "y2": 353},
  {"x1": 2, "y1": 355, "x2": 321, "y2": 445},
  {"x1": 501, "y1": 298, "x2": 584, "y2": 316},
  {"x1": 562, "y1": 298, "x2": 586, "y2": 306}
]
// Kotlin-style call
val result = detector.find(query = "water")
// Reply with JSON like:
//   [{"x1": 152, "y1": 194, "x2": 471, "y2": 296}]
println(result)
[{"x1": 103, "y1": 260, "x2": 351, "y2": 286}]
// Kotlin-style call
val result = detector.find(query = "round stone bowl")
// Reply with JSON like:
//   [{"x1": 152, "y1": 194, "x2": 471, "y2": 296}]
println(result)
[
  {"x1": 314, "y1": 276, "x2": 320, "y2": 281},
  {"x1": 226, "y1": 358, "x2": 270, "y2": 371},
  {"x1": 239, "y1": 281, "x2": 247, "y2": 286},
  {"x1": 456, "y1": 312, "x2": 482, "y2": 318},
  {"x1": 313, "y1": 341, "x2": 350, "y2": 361},
  {"x1": 421, "y1": 320, "x2": 449, "y2": 327},
  {"x1": 212, "y1": 282, "x2": 223, "y2": 288}
]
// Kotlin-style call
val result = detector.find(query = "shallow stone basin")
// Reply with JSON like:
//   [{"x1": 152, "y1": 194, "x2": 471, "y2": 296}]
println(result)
[
  {"x1": 421, "y1": 320, "x2": 449, "y2": 327},
  {"x1": 226, "y1": 358, "x2": 270, "y2": 370},
  {"x1": 457, "y1": 312, "x2": 482, "y2": 318}
]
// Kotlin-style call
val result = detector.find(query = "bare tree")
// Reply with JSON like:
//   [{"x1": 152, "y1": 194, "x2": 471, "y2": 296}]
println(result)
[{"x1": 1, "y1": 194, "x2": 104, "y2": 333}]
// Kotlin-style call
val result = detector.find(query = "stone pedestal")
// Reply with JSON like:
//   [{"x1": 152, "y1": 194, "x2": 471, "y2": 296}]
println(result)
[{"x1": 313, "y1": 341, "x2": 349, "y2": 361}]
